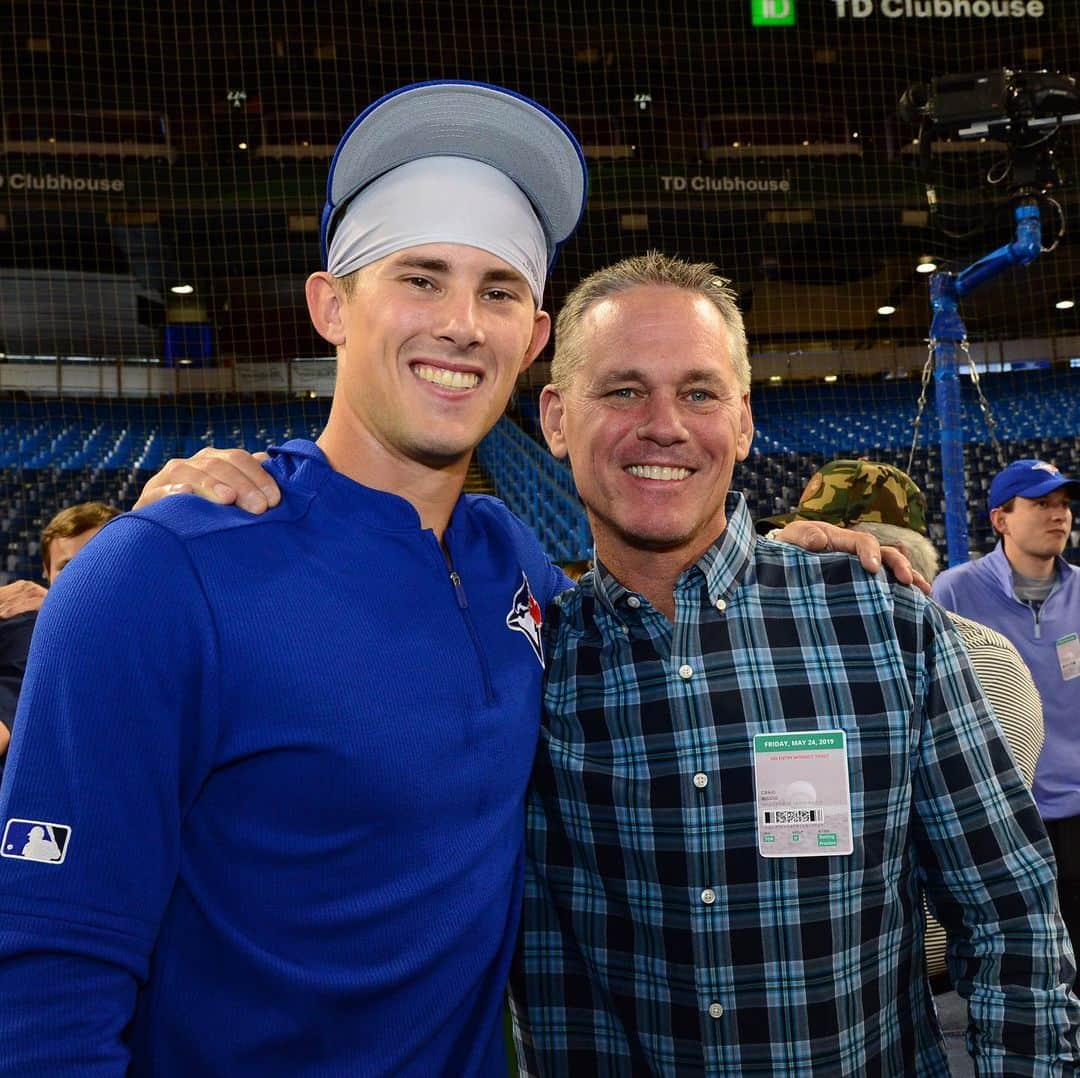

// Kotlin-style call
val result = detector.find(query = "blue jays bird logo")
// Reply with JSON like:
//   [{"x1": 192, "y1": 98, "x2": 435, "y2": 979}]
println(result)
[{"x1": 506, "y1": 572, "x2": 544, "y2": 666}]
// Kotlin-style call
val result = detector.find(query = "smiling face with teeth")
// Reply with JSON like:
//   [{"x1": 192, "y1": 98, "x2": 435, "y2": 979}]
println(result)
[
  {"x1": 541, "y1": 283, "x2": 753, "y2": 577},
  {"x1": 309, "y1": 242, "x2": 550, "y2": 501}
]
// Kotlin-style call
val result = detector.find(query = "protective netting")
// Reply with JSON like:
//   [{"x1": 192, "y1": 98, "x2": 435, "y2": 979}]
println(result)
[{"x1": 1, "y1": 1, "x2": 1078, "y2": 574}]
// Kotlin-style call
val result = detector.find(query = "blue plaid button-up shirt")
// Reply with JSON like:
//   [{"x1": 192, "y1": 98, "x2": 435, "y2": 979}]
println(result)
[{"x1": 512, "y1": 494, "x2": 1079, "y2": 1077}]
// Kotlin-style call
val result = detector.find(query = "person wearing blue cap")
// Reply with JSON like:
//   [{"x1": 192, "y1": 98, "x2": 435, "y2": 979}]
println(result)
[
  {"x1": 0, "y1": 80, "x2": 589, "y2": 1076},
  {"x1": 933, "y1": 458, "x2": 1080, "y2": 982}
]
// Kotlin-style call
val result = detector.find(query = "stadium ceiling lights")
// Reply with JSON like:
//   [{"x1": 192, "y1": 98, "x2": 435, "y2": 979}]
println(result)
[
  {"x1": 877, "y1": 304, "x2": 897, "y2": 315},
  {"x1": 1055, "y1": 299, "x2": 1076, "y2": 310},
  {"x1": 171, "y1": 283, "x2": 194, "y2": 294},
  {"x1": 915, "y1": 257, "x2": 937, "y2": 275}
]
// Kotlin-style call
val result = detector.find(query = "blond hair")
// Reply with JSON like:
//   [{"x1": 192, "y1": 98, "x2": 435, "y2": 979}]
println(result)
[{"x1": 551, "y1": 251, "x2": 750, "y2": 392}]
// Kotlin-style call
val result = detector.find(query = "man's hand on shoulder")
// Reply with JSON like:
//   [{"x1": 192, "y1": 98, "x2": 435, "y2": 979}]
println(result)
[
  {"x1": 0, "y1": 579, "x2": 47, "y2": 618},
  {"x1": 771, "y1": 519, "x2": 931, "y2": 595},
  {"x1": 133, "y1": 447, "x2": 281, "y2": 514}
]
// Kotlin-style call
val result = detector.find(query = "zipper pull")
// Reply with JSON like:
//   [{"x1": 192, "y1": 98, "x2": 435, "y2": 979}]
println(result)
[{"x1": 449, "y1": 570, "x2": 467, "y2": 610}]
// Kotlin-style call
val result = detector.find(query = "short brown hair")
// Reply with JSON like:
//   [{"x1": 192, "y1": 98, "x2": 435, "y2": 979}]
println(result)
[
  {"x1": 41, "y1": 501, "x2": 121, "y2": 576},
  {"x1": 335, "y1": 269, "x2": 360, "y2": 299}
]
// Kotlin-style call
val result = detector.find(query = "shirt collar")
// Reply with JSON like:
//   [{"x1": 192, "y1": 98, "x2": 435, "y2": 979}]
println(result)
[
  {"x1": 268, "y1": 439, "x2": 431, "y2": 531},
  {"x1": 591, "y1": 491, "x2": 755, "y2": 615},
  {"x1": 982, "y1": 543, "x2": 1014, "y2": 593},
  {"x1": 985, "y1": 540, "x2": 1071, "y2": 599}
]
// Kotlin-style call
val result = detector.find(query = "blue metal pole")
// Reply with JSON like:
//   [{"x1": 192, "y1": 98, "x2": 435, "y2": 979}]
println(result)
[
  {"x1": 929, "y1": 273, "x2": 969, "y2": 567},
  {"x1": 927, "y1": 197, "x2": 1043, "y2": 565}
]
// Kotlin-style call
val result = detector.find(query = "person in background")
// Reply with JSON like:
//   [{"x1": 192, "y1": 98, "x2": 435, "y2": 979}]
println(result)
[
  {"x1": 933, "y1": 458, "x2": 1080, "y2": 985},
  {"x1": 0, "y1": 501, "x2": 119, "y2": 784}
]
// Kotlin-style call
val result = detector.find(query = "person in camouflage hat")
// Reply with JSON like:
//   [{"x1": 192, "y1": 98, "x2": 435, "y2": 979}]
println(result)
[{"x1": 757, "y1": 458, "x2": 928, "y2": 536}]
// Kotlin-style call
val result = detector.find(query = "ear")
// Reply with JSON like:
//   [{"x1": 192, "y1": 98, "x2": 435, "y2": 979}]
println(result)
[
  {"x1": 735, "y1": 393, "x2": 754, "y2": 461},
  {"x1": 306, "y1": 272, "x2": 346, "y2": 347},
  {"x1": 989, "y1": 507, "x2": 1008, "y2": 537},
  {"x1": 517, "y1": 309, "x2": 552, "y2": 376},
  {"x1": 539, "y1": 383, "x2": 569, "y2": 460}
]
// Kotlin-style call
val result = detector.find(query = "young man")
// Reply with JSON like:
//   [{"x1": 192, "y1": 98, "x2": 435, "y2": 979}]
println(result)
[
  {"x1": 0, "y1": 81, "x2": 586, "y2": 1076},
  {"x1": 933, "y1": 459, "x2": 1080, "y2": 981},
  {"x1": 40, "y1": 501, "x2": 122, "y2": 583},
  {"x1": 513, "y1": 253, "x2": 1079, "y2": 1075}
]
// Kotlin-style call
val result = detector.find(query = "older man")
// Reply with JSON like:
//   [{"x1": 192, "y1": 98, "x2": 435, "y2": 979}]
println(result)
[{"x1": 513, "y1": 252, "x2": 1079, "y2": 1075}]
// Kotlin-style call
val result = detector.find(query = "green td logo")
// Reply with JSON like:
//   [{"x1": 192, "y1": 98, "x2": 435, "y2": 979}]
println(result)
[{"x1": 751, "y1": 0, "x2": 796, "y2": 25}]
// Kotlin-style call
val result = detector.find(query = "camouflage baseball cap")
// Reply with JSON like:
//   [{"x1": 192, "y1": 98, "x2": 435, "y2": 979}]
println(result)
[{"x1": 756, "y1": 459, "x2": 929, "y2": 535}]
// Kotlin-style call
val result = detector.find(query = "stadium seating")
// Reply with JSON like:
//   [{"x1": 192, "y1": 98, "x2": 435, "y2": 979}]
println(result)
[
  {"x1": 6, "y1": 367, "x2": 1080, "y2": 583},
  {"x1": 0, "y1": 369, "x2": 1077, "y2": 582}
]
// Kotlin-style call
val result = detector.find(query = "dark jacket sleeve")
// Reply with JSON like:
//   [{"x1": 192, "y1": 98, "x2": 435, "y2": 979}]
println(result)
[{"x1": 0, "y1": 612, "x2": 37, "y2": 733}]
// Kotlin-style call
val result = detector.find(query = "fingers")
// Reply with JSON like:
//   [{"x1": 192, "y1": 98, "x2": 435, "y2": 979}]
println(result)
[
  {"x1": 770, "y1": 519, "x2": 931, "y2": 594},
  {"x1": 775, "y1": 520, "x2": 833, "y2": 554},
  {"x1": 876, "y1": 544, "x2": 914, "y2": 584},
  {"x1": 0, "y1": 580, "x2": 48, "y2": 619},
  {"x1": 804, "y1": 522, "x2": 884, "y2": 573},
  {"x1": 846, "y1": 531, "x2": 884, "y2": 575},
  {"x1": 775, "y1": 521, "x2": 883, "y2": 572},
  {"x1": 133, "y1": 448, "x2": 282, "y2": 514},
  {"x1": 877, "y1": 547, "x2": 931, "y2": 594}
]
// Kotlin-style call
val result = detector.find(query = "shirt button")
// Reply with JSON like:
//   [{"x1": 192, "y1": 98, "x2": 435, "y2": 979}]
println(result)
[
  {"x1": 714, "y1": 597, "x2": 727, "y2": 612},
  {"x1": 693, "y1": 772, "x2": 709, "y2": 789},
  {"x1": 708, "y1": 1002, "x2": 724, "y2": 1019},
  {"x1": 626, "y1": 595, "x2": 641, "y2": 609},
  {"x1": 678, "y1": 664, "x2": 694, "y2": 680},
  {"x1": 701, "y1": 888, "x2": 716, "y2": 905}
]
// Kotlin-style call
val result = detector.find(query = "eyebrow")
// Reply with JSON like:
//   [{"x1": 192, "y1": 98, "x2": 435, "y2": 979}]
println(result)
[
  {"x1": 594, "y1": 366, "x2": 729, "y2": 384},
  {"x1": 393, "y1": 255, "x2": 452, "y2": 274},
  {"x1": 392, "y1": 254, "x2": 529, "y2": 289}
]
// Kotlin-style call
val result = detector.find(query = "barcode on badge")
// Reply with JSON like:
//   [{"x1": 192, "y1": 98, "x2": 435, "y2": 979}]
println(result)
[{"x1": 763, "y1": 808, "x2": 824, "y2": 825}]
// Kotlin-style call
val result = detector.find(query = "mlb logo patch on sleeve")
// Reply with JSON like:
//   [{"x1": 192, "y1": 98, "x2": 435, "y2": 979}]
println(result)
[{"x1": 1, "y1": 819, "x2": 71, "y2": 865}]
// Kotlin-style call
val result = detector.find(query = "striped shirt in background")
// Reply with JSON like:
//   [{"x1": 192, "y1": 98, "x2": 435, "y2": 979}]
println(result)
[
  {"x1": 947, "y1": 613, "x2": 1044, "y2": 786},
  {"x1": 513, "y1": 494, "x2": 1078, "y2": 1077},
  {"x1": 924, "y1": 612, "x2": 1045, "y2": 984}
]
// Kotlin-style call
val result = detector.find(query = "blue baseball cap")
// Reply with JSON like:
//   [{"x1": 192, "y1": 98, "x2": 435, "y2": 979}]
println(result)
[
  {"x1": 319, "y1": 80, "x2": 588, "y2": 272},
  {"x1": 988, "y1": 459, "x2": 1080, "y2": 512}
]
